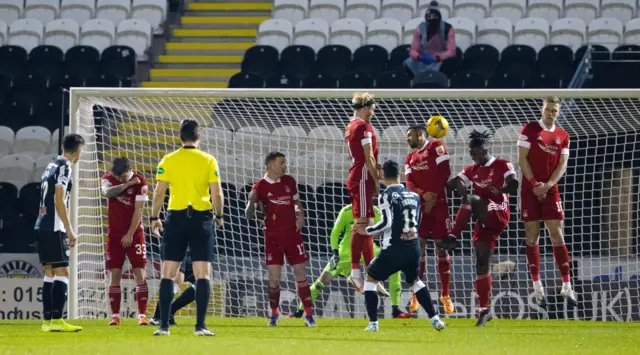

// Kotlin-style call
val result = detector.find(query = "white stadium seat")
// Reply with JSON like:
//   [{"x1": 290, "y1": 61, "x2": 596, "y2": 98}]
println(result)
[
  {"x1": 257, "y1": 19, "x2": 293, "y2": 53},
  {"x1": 564, "y1": 0, "x2": 599, "y2": 24},
  {"x1": 403, "y1": 17, "x2": 422, "y2": 44},
  {"x1": 272, "y1": 0, "x2": 307, "y2": 26},
  {"x1": 44, "y1": 19, "x2": 80, "y2": 53},
  {"x1": 308, "y1": 125, "x2": 344, "y2": 154},
  {"x1": 454, "y1": 0, "x2": 489, "y2": 25},
  {"x1": 80, "y1": 19, "x2": 115, "y2": 53},
  {"x1": 308, "y1": 0, "x2": 343, "y2": 25},
  {"x1": 623, "y1": 18, "x2": 640, "y2": 45},
  {"x1": 447, "y1": 16, "x2": 476, "y2": 52},
  {"x1": 132, "y1": 0, "x2": 167, "y2": 35},
  {"x1": 329, "y1": 18, "x2": 366, "y2": 53},
  {"x1": 201, "y1": 127, "x2": 233, "y2": 155},
  {"x1": 600, "y1": 0, "x2": 635, "y2": 25},
  {"x1": 587, "y1": 18, "x2": 623, "y2": 52},
  {"x1": 490, "y1": 0, "x2": 526, "y2": 26},
  {"x1": 344, "y1": 0, "x2": 380, "y2": 26},
  {"x1": 0, "y1": 0, "x2": 23, "y2": 27},
  {"x1": 527, "y1": 0, "x2": 563, "y2": 24},
  {"x1": 49, "y1": 126, "x2": 69, "y2": 154},
  {"x1": 116, "y1": 19, "x2": 152, "y2": 60},
  {"x1": 0, "y1": 21, "x2": 7, "y2": 46},
  {"x1": 14, "y1": 126, "x2": 51, "y2": 158},
  {"x1": 513, "y1": 17, "x2": 549, "y2": 52},
  {"x1": 418, "y1": 0, "x2": 452, "y2": 19},
  {"x1": 294, "y1": 18, "x2": 330, "y2": 53},
  {"x1": 380, "y1": 125, "x2": 409, "y2": 157},
  {"x1": 0, "y1": 126, "x2": 14, "y2": 157},
  {"x1": 24, "y1": 0, "x2": 59, "y2": 26},
  {"x1": 226, "y1": 153, "x2": 261, "y2": 186},
  {"x1": 381, "y1": 0, "x2": 417, "y2": 25},
  {"x1": 8, "y1": 19, "x2": 44, "y2": 53},
  {"x1": 34, "y1": 154, "x2": 57, "y2": 181},
  {"x1": 456, "y1": 125, "x2": 491, "y2": 144},
  {"x1": 493, "y1": 124, "x2": 521, "y2": 156},
  {"x1": 60, "y1": 0, "x2": 95, "y2": 25},
  {"x1": 366, "y1": 17, "x2": 402, "y2": 53},
  {"x1": 477, "y1": 17, "x2": 513, "y2": 53},
  {"x1": 233, "y1": 126, "x2": 271, "y2": 155},
  {"x1": 96, "y1": 0, "x2": 131, "y2": 26},
  {"x1": 0, "y1": 154, "x2": 36, "y2": 186},
  {"x1": 270, "y1": 125, "x2": 308, "y2": 153},
  {"x1": 550, "y1": 17, "x2": 585, "y2": 51}
]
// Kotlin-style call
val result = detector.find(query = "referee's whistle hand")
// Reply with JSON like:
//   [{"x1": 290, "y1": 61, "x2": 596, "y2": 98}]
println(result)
[{"x1": 151, "y1": 220, "x2": 163, "y2": 235}]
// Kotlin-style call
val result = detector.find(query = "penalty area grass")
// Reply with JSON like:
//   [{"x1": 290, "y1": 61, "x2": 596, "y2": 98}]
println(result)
[{"x1": 0, "y1": 317, "x2": 638, "y2": 355}]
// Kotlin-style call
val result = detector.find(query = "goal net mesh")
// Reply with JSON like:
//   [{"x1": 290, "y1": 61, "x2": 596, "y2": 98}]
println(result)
[{"x1": 72, "y1": 90, "x2": 640, "y2": 321}]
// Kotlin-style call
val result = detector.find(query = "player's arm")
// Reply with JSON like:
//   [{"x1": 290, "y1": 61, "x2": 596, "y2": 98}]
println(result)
[
  {"x1": 517, "y1": 126, "x2": 537, "y2": 185},
  {"x1": 123, "y1": 180, "x2": 148, "y2": 241},
  {"x1": 208, "y1": 157, "x2": 224, "y2": 221},
  {"x1": 330, "y1": 208, "x2": 349, "y2": 251},
  {"x1": 547, "y1": 137, "x2": 570, "y2": 186},
  {"x1": 360, "y1": 125, "x2": 379, "y2": 192},
  {"x1": 101, "y1": 177, "x2": 138, "y2": 198},
  {"x1": 404, "y1": 155, "x2": 425, "y2": 196},
  {"x1": 425, "y1": 143, "x2": 452, "y2": 210},
  {"x1": 54, "y1": 166, "x2": 75, "y2": 245},
  {"x1": 291, "y1": 180, "x2": 304, "y2": 231},
  {"x1": 364, "y1": 194, "x2": 392, "y2": 236},
  {"x1": 244, "y1": 186, "x2": 260, "y2": 220},
  {"x1": 501, "y1": 170, "x2": 519, "y2": 195}
]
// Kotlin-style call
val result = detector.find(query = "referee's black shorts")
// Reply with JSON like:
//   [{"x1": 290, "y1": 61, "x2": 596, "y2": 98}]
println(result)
[
  {"x1": 35, "y1": 230, "x2": 70, "y2": 268},
  {"x1": 162, "y1": 209, "x2": 215, "y2": 263}
]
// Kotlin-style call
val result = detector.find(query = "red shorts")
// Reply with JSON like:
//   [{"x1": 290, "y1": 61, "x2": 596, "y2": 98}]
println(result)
[
  {"x1": 472, "y1": 200, "x2": 510, "y2": 250},
  {"x1": 419, "y1": 202, "x2": 451, "y2": 240},
  {"x1": 265, "y1": 230, "x2": 309, "y2": 266},
  {"x1": 105, "y1": 230, "x2": 147, "y2": 269},
  {"x1": 520, "y1": 188, "x2": 564, "y2": 221},
  {"x1": 347, "y1": 178, "x2": 375, "y2": 219}
]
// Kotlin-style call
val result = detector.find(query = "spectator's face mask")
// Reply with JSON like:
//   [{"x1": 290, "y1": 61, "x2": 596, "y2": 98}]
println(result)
[{"x1": 425, "y1": 9, "x2": 441, "y2": 32}]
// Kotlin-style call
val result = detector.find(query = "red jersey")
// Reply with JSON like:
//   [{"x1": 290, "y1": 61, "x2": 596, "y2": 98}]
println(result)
[
  {"x1": 404, "y1": 140, "x2": 451, "y2": 204},
  {"x1": 252, "y1": 174, "x2": 299, "y2": 232},
  {"x1": 345, "y1": 117, "x2": 378, "y2": 187},
  {"x1": 457, "y1": 157, "x2": 516, "y2": 205},
  {"x1": 100, "y1": 172, "x2": 148, "y2": 237},
  {"x1": 517, "y1": 120, "x2": 570, "y2": 191}
]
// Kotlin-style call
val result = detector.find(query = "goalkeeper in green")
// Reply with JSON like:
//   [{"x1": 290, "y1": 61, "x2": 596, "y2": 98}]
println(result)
[{"x1": 290, "y1": 205, "x2": 415, "y2": 319}]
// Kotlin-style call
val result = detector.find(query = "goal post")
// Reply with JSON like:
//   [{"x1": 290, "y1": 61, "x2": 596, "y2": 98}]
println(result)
[{"x1": 68, "y1": 88, "x2": 640, "y2": 321}]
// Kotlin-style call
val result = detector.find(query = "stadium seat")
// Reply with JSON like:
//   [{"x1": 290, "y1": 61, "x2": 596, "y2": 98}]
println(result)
[
  {"x1": 498, "y1": 44, "x2": 536, "y2": 75},
  {"x1": 48, "y1": 71, "x2": 84, "y2": 92},
  {"x1": 0, "y1": 45, "x2": 28, "y2": 79},
  {"x1": 439, "y1": 46, "x2": 463, "y2": 76},
  {"x1": 493, "y1": 124, "x2": 521, "y2": 144},
  {"x1": 8, "y1": 19, "x2": 44, "y2": 53},
  {"x1": 308, "y1": 125, "x2": 343, "y2": 154},
  {"x1": 228, "y1": 72, "x2": 265, "y2": 88},
  {"x1": 60, "y1": 0, "x2": 95, "y2": 25},
  {"x1": 101, "y1": 45, "x2": 136, "y2": 80},
  {"x1": 63, "y1": 45, "x2": 101, "y2": 80},
  {"x1": 366, "y1": 18, "x2": 402, "y2": 53},
  {"x1": 116, "y1": 19, "x2": 151, "y2": 59},
  {"x1": 302, "y1": 72, "x2": 339, "y2": 88},
  {"x1": 339, "y1": 71, "x2": 374, "y2": 88},
  {"x1": 0, "y1": 21, "x2": 7, "y2": 46},
  {"x1": 550, "y1": 18, "x2": 585, "y2": 51},
  {"x1": 279, "y1": 45, "x2": 315, "y2": 78},
  {"x1": 0, "y1": 126, "x2": 14, "y2": 156},
  {"x1": 375, "y1": 71, "x2": 409, "y2": 88},
  {"x1": 14, "y1": 126, "x2": 50, "y2": 159},
  {"x1": 33, "y1": 98, "x2": 64, "y2": 131},
  {"x1": 293, "y1": 18, "x2": 329, "y2": 53},
  {"x1": 270, "y1": 125, "x2": 307, "y2": 152},
  {"x1": 600, "y1": 0, "x2": 635, "y2": 25},
  {"x1": 0, "y1": 101, "x2": 32, "y2": 131},
  {"x1": 24, "y1": 0, "x2": 59, "y2": 26},
  {"x1": 402, "y1": 17, "x2": 421, "y2": 44},
  {"x1": 525, "y1": 69, "x2": 563, "y2": 88},
  {"x1": 315, "y1": 45, "x2": 351, "y2": 79},
  {"x1": 412, "y1": 70, "x2": 448, "y2": 88},
  {"x1": 513, "y1": 18, "x2": 549, "y2": 53},
  {"x1": 330, "y1": 18, "x2": 366, "y2": 53},
  {"x1": 447, "y1": 17, "x2": 476, "y2": 52},
  {"x1": 537, "y1": 44, "x2": 573, "y2": 73},
  {"x1": 453, "y1": 0, "x2": 489, "y2": 25},
  {"x1": 11, "y1": 72, "x2": 47, "y2": 105},
  {"x1": 0, "y1": 74, "x2": 9, "y2": 101},
  {"x1": 0, "y1": 154, "x2": 36, "y2": 187},
  {"x1": 610, "y1": 45, "x2": 640, "y2": 87},
  {"x1": 86, "y1": 72, "x2": 121, "y2": 87},
  {"x1": 265, "y1": 72, "x2": 302, "y2": 88},
  {"x1": 344, "y1": 0, "x2": 380, "y2": 26},
  {"x1": 388, "y1": 44, "x2": 410, "y2": 71},
  {"x1": 257, "y1": 19, "x2": 294, "y2": 53},
  {"x1": 624, "y1": 18, "x2": 640, "y2": 45},
  {"x1": 490, "y1": 0, "x2": 526, "y2": 25},
  {"x1": 418, "y1": 0, "x2": 452, "y2": 18},
  {"x1": 477, "y1": 17, "x2": 512, "y2": 53},
  {"x1": 564, "y1": 0, "x2": 598, "y2": 24},
  {"x1": 96, "y1": 0, "x2": 130, "y2": 26},
  {"x1": 49, "y1": 126, "x2": 68, "y2": 153},
  {"x1": 574, "y1": 44, "x2": 609, "y2": 68},
  {"x1": 487, "y1": 71, "x2": 524, "y2": 88},
  {"x1": 234, "y1": 126, "x2": 271, "y2": 155},
  {"x1": 527, "y1": 0, "x2": 562, "y2": 24},
  {"x1": 457, "y1": 125, "x2": 491, "y2": 144},
  {"x1": 27, "y1": 45, "x2": 64, "y2": 78},
  {"x1": 80, "y1": 19, "x2": 116, "y2": 54},
  {"x1": 450, "y1": 70, "x2": 485, "y2": 88},
  {"x1": 131, "y1": 0, "x2": 167, "y2": 35},
  {"x1": 44, "y1": 19, "x2": 80, "y2": 53},
  {"x1": 201, "y1": 127, "x2": 233, "y2": 154},
  {"x1": 34, "y1": 154, "x2": 56, "y2": 179},
  {"x1": 381, "y1": 0, "x2": 416, "y2": 25},
  {"x1": 309, "y1": 0, "x2": 343, "y2": 24},
  {"x1": 0, "y1": 182, "x2": 18, "y2": 215},
  {"x1": 0, "y1": 0, "x2": 23, "y2": 26},
  {"x1": 241, "y1": 45, "x2": 279, "y2": 78},
  {"x1": 587, "y1": 18, "x2": 623, "y2": 52},
  {"x1": 19, "y1": 182, "x2": 41, "y2": 217},
  {"x1": 462, "y1": 44, "x2": 499, "y2": 76},
  {"x1": 351, "y1": 45, "x2": 388, "y2": 76},
  {"x1": 272, "y1": 0, "x2": 307, "y2": 26}
]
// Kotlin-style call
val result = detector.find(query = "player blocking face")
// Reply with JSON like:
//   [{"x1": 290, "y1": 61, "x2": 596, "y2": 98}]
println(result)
[
  {"x1": 101, "y1": 157, "x2": 150, "y2": 326},
  {"x1": 445, "y1": 130, "x2": 518, "y2": 327},
  {"x1": 245, "y1": 152, "x2": 316, "y2": 327}
]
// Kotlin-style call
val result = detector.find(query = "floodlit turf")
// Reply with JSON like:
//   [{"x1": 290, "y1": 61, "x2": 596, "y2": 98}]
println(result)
[{"x1": 1, "y1": 317, "x2": 638, "y2": 355}]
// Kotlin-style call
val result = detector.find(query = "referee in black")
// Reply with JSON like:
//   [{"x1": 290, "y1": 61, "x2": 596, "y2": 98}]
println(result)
[{"x1": 150, "y1": 120, "x2": 224, "y2": 336}]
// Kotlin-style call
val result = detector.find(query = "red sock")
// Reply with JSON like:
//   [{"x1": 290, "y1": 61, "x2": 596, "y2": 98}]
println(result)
[
  {"x1": 268, "y1": 285, "x2": 280, "y2": 316},
  {"x1": 351, "y1": 230, "x2": 365, "y2": 269},
  {"x1": 296, "y1": 279, "x2": 313, "y2": 317},
  {"x1": 475, "y1": 273, "x2": 491, "y2": 308},
  {"x1": 108, "y1": 285, "x2": 121, "y2": 316},
  {"x1": 438, "y1": 253, "x2": 451, "y2": 297},
  {"x1": 525, "y1": 244, "x2": 541, "y2": 282},
  {"x1": 136, "y1": 283, "x2": 149, "y2": 316},
  {"x1": 418, "y1": 257, "x2": 425, "y2": 281},
  {"x1": 553, "y1": 244, "x2": 571, "y2": 283},
  {"x1": 361, "y1": 234, "x2": 374, "y2": 266},
  {"x1": 451, "y1": 204, "x2": 472, "y2": 237}
]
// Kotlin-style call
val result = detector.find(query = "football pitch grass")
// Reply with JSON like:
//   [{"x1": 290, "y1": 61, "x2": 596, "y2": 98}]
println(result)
[{"x1": 1, "y1": 317, "x2": 638, "y2": 355}]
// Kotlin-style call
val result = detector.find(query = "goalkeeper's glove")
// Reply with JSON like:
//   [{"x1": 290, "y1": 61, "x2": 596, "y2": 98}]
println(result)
[{"x1": 329, "y1": 250, "x2": 339, "y2": 269}]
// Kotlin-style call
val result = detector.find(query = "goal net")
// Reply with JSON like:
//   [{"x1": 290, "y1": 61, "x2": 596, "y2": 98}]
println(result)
[{"x1": 69, "y1": 88, "x2": 640, "y2": 321}]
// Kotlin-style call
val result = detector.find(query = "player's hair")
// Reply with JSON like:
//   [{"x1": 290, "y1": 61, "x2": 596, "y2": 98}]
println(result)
[
  {"x1": 544, "y1": 96, "x2": 561, "y2": 105},
  {"x1": 62, "y1": 133, "x2": 85, "y2": 153},
  {"x1": 179, "y1": 119, "x2": 199, "y2": 142},
  {"x1": 382, "y1": 160, "x2": 400, "y2": 180},
  {"x1": 111, "y1": 157, "x2": 131, "y2": 176},
  {"x1": 352, "y1": 92, "x2": 375, "y2": 110},
  {"x1": 264, "y1": 151, "x2": 286, "y2": 166},
  {"x1": 468, "y1": 130, "x2": 492, "y2": 149},
  {"x1": 408, "y1": 125, "x2": 426, "y2": 135}
]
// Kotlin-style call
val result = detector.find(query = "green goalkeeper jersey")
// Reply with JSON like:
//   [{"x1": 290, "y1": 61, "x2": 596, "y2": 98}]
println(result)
[{"x1": 331, "y1": 205, "x2": 381, "y2": 254}]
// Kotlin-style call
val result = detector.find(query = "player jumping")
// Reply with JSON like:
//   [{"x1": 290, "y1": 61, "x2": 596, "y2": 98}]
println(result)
[
  {"x1": 405, "y1": 125, "x2": 454, "y2": 314},
  {"x1": 150, "y1": 252, "x2": 196, "y2": 326},
  {"x1": 101, "y1": 157, "x2": 150, "y2": 326},
  {"x1": 354, "y1": 160, "x2": 446, "y2": 332},
  {"x1": 289, "y1": 204, "x2": 414, "y2": 319},
  {"x1": 517, "y1": 96, "x2": 577, "y2": 308},
  {"x1": 444, "y1": 130, "x2": 518, "y2": 326},
  {"x1": 344, "y1": 92, "x2": 380, "y2": 292},
  {"x1": 245, "y1": 152, "x2": 316, "y2": 327}
]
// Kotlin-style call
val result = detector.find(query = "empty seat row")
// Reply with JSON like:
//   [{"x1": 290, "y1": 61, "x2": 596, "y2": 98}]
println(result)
[
  {"x1": 0, "y1": 18, "x2": 151, "y2": 57},
  {"x1": 0, "y1": 125, "x2": 58, "y2": 157},
  {"x1": 0, "y1": 0, "x2": 166, "y2": 34},
  {"x1": 0, "y1": 153, "x2": 60, "y2": 188}
]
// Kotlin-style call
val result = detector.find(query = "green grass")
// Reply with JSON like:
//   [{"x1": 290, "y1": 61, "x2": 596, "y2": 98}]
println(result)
[{"x1": 1, "y1": 317, "x2": 639, "y2": 355}]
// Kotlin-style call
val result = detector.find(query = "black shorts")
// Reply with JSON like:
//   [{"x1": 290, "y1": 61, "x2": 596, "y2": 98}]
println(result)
[
  {"x1": 162, "y1": 210, "x2": 215, "y2": 263},
  {"x1": 367, "y1": 243, "x2": 421, "y2": 284},
  {"x1": 179, "y1": 254, "x2": 195, "y2": 284},
  {"x1": 35, "y1": 230, "x2": 70, "y2": 268}
]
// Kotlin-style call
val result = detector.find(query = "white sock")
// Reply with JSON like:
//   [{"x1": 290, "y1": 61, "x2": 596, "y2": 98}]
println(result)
[
  {"x1": 370, "y1": 320, "x2": 378, "y2": 325},
  {"x1": 350, "y1": 269, "x2": 361, "y2": 279},
  {"x1": 562, "y1": 281, "x2": 572, "y2": 289},
  {"x1": 533, "y1": 280, "x2": 544, "y2": 294}
]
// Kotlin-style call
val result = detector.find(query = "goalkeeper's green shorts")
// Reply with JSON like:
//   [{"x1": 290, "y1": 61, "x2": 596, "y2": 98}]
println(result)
[{"x1": 324, "y1": 245, "x2": 381, "y2": 278}]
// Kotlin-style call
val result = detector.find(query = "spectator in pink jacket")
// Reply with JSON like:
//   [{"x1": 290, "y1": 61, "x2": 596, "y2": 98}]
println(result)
[{"x1": 404, "y1": 2, "x2": 457, "y2": 77}]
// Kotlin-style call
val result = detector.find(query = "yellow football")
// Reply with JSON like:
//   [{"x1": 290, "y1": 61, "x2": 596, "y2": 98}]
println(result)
[{"x1": 426, "y1": 115, "x2": 449, "y2": 139}]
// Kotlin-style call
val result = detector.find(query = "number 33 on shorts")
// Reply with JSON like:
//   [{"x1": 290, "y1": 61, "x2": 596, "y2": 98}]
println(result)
[{"x1": 135, "y1": 243, "x2": 146, "y2": 255}]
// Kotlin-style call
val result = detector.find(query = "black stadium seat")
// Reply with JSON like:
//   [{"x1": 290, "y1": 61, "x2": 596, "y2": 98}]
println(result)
[
  {"x1": 412, "y1": 70, "x2": 448, "y2": 88},
  {"x1": 278, "y1": 45, "x2": 315, "y2": 78},
  {"x1": 0, "y1": 45, "x2": 28, "y2": 79},
  {"x1": 375, "y1": 71, "x2": 410, "y2": 88},
  {"x1": 0, "y1": 182, "x2": 18, "y2": 219},
  {"x1": 47, "y1": 71, "x2": 84, "y2": 93},
  {"x1": 315, "y1": 45, "x2": 351, "y2": 79},
  {"x1": 19, "y1": 183, "x2": 41, "y2": 218},
  {"x1": 241, "y1": 45, "x2": 279, "y2": 78},
  {"x1": 439, "y1": 47, "x2": 463, "y2": 77},
  {"x1": 27, "y1": 45, "x2": 64, "y2": 78},
  {"x1": 350, "y1": 45, "x2": 388, "y2": 76},
  {"x1": 11, "y1": 73, "x2": 47, "y2": 105},
  {"x1": 498, "y1": 45, "x2": 536, "y2": 75},
  {"x1": 388, "y1": 45, "x2": 410, "y2": 72},
  {"x1": 450, "y1": 70, "x2": 486, "y2": 88},
  {"x1": 64, "y1": 45, "x2": 101, "y2": 80},
  {"x1": 0, "y1": 101, "x2": 33, "y2": 131},
  {"x1": 265, "y1": 73, "x2": 301, "y2": 88},
  {"x1": 339, "y1": 71, "x2": 373, "y2": 88},
  {"x1": 462, "y1": 44, "x2": 499, "y2": 76},
  {"x1": 301, "y1": 72, "x2": 338, "y2": 88},
  {"x1": 536, "y1": 45, "x2": 573, "y2": 77},
  {"x1": 0, "y1": 74, "x2": 10, "y2": 103},
  {"x1": 487, "y1": 72, "x2": 524, "y2": 88},
  {"x1": 101, "y1": 45, "x2": 137, "y2": 80},
  {"x1": 86, "y1": 73, "x2": 121, "y2": 87},
  {"x1": 228, "y1": 72, "x2": 265, "y2": 88},
  {"x1": 33, "y1": 99, "x2": 64, "y2": 131},
  {"x1": 575, "y1": 44, "x2": 609, "y2": 66},
  {"x1": 525, "y1": 70, "x2": 563, "y2": 88}
]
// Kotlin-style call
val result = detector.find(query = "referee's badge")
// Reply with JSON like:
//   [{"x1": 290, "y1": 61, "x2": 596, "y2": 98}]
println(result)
[{"x1": 157, "y1": 167, "x2": 165, "y2": 174}]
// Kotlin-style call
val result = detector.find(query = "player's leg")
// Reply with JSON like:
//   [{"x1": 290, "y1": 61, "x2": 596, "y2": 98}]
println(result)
[
  {"x1": 348, "y1": 182, "x2": 374, "y2": 291},
  {"x1": 403, "y1": 244, "x2": 445, "y2": 331},
  {"x1": 129, "y1": 231, "x2": 149, "y2": 324},
  {"x1": 47, "y1": 232, "x2": 81, "y2": 332},
  {"x1": 434, "y1": 244, "x2": 454, "y2": 314},
  {"x1": 108, "y1": 268, "x2": 123, "y2": 325},
  {"x1": 388, "y1": 271, "x2": 414, "y2": 318},
  {"x1": 363, "y1": 250, "x2": 396, "y2": 331},
  {"x1": 294, "y1": 264, "x2": 336, "y2": 318},
  {"x1": 189, "y1": 213, "x2": 216, "y2": 335},
  {"x1": 287, "y1": 235, "x2": 315, "y2": 326},
  {"x1": 545, "y1": 219, "x2": 577, "y2": 306},
  {"x1": 522, "y1": 189, "x2": 545, "y2": 305},
  {"x1": 35, "y1": 229, "x2": 55, "y2": 331},
  {"x1": 473, "y1": 239, "x2": 494, "y2": 327},
  {"x1": 266, "y1": 264, "x2": 283, "y2": 326},
  {"x1": 408, "y1": 237, "x2": 427, "y2": 313}
]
